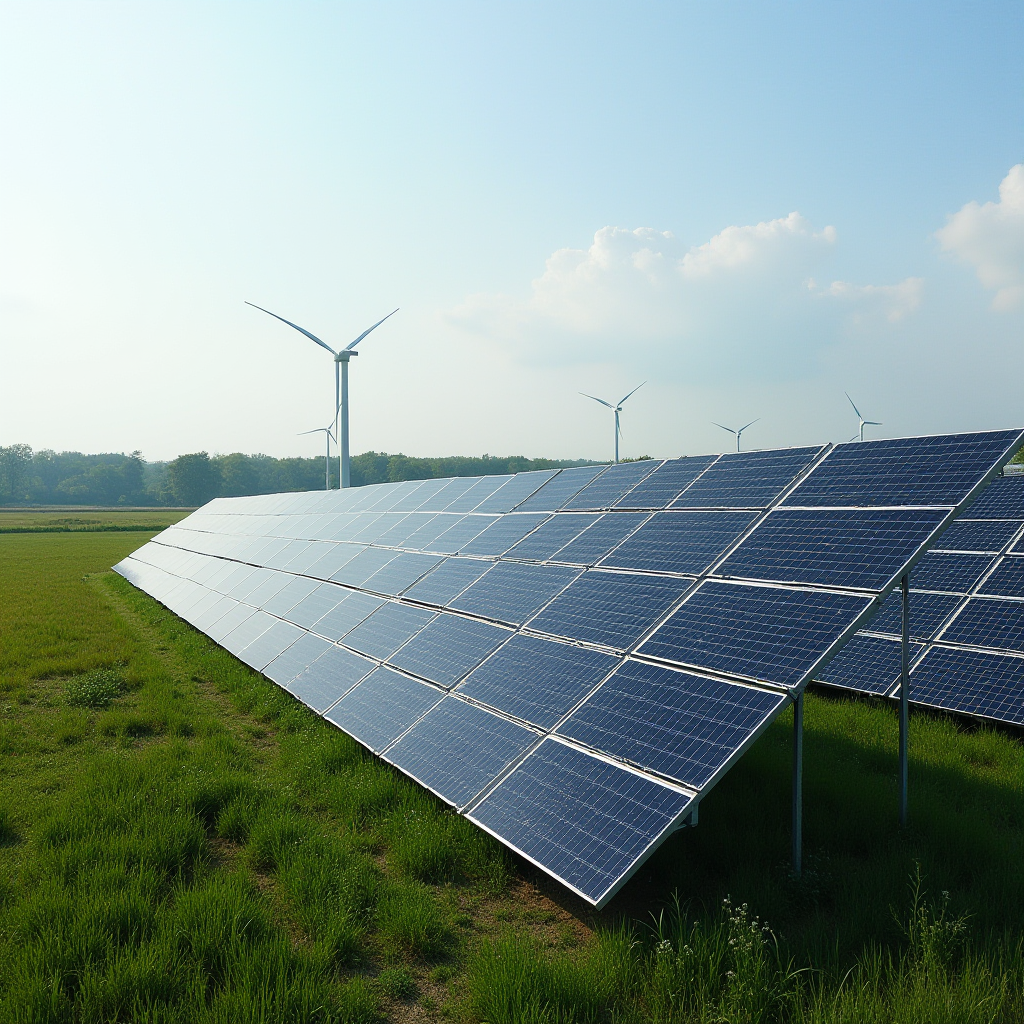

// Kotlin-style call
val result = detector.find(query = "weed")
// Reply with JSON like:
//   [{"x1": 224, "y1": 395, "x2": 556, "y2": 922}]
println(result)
[
  {"x1": 376, "y1": 965, "x2": 416, "y2": 999},
  {"x1": 65, "y1": 668, "x2": 126, "y2": 708}
]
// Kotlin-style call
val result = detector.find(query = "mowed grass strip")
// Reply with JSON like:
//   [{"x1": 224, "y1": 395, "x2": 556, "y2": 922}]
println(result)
[
  {"x1": 0, "y1": 528, "x2": 1022, "y2": 1022},
  {"x1": 0, "y1": 509, "x2": 192, "y2": 533}
]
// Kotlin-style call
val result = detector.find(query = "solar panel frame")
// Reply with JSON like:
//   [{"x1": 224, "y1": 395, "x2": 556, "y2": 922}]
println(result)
[{"x1": 114, "y1": 426, "x2": 1024, "y2": 908}]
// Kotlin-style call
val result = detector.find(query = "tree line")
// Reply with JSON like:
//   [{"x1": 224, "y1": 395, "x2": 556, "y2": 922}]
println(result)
[{"x1": 0, "y1": 445, "x2": 601, "y2": 507}]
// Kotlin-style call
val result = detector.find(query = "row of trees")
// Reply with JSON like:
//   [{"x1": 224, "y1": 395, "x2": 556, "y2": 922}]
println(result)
[{"x1": 0, "y1": 445, "x2": 600, "y2": 507}]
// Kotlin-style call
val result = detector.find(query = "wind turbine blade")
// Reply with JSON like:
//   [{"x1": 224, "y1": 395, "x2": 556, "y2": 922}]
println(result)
[
  {"x1": 617, "y1": 381, "x2": 646, "y2": 406},
  {"x1": 845, "y1": 391, "x2": 863, "y2": 420},
  {"x1": 712, "y1": 422, "x2": 737, "y2": 435},
  {"x1": 246, "y1": 302, "x2": 338, "y2": 356},
  {"x1": 849, "y1": 433, "x2": 860, "y2": 442},
  {"x1": 298, "y1": 427, "x2": 327, "y2": 436},
  {"x1": 738, "y1": 418, "x2": 760, "y2": 433},
  {"x1": 865, "y1": 420, "x2": 882, "y2": 426},
  {"x1": 345, "y1": 308, "x2": 399, "y2": 351},
  {"x1": 580, "y1": 392, "x2": 614, "y2": 409}
]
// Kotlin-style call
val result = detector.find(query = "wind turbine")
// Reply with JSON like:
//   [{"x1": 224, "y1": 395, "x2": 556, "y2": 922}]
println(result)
[
  {"x1": 299, "y1": 423, "x2": 336, "y2": 490},
  {"x1": 580, "y1": 383, "x2": 645, "y2": 463},
  {"x1": 846, "y1": 392, "x2": 881, "y2": 442},
  {"x1": 246, "y1": 302, "x2": 398, "y2": 487},
  {"x1": 713, "y1": 419, "x2": 759, "y2": 453}
]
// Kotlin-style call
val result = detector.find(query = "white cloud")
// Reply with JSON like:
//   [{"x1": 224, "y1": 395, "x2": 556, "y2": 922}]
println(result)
[
  {"x1": 935, "y1": 164, "x2": 1024, "y2": 311},
  {"x1": 447, "y1": 214, "x2": 920, "y2": 381}
]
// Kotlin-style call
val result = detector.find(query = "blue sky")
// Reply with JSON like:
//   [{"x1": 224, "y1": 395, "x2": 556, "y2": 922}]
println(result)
[{"x1": 1, "y1": 1, "x2": 1022, "y2": 461}]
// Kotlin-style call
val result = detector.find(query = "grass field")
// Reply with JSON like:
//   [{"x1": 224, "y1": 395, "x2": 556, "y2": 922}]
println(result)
[
  {"x1": 1, "y1": 514, "x2": 1022, "y2": 1022},
  {"x1": 0, "y1": 510, "x2": 192, "y2": 533}
]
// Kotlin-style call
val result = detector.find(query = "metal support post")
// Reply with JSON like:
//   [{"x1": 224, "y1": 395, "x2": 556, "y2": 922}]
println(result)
[
  {"x1": 899, "y1": 573, "x2": 910, "y2": 827},
  {"x1": 792, "y1": 691, "x2": 803, "y2": 877}
]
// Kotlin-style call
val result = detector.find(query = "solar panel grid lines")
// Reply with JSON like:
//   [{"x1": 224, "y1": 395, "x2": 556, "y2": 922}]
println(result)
[
  {"x1": 116, "y1": 428, "x2": 1024, "y2": 907},
  {"x1": 614, "y1": 454, "x2": 722, "y2": 510},
  {"x1": 466, "y1": 736, "x2": 695, "y2": 908}
]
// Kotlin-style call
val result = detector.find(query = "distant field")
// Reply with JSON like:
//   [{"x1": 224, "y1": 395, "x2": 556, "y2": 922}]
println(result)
[
  {"x1": 0, "y1": 509, "x2": 191, "y2": 533},
  {"x1": 0, "y1": 529, "x2": 1022, "y2": 1021}
]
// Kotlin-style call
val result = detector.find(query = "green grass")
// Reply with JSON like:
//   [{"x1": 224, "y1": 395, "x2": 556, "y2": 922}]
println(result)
[{"x1": 0, "y1": 528, "x2": 1022, "y2": 1021}]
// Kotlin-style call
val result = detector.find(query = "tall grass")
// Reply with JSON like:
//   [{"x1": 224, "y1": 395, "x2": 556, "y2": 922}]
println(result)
[{"x1": 0, "y1": 530, "x2": 1022, "y2": 1021}]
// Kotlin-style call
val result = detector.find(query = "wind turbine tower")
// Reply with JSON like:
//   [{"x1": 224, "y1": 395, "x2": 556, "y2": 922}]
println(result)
[
  {"x1": 846, "y1": 393, "x2": 881, "y2": 442},
  {"x1": 299, "y1": 424, "x2": 336, "y2": 490},
  {"x1": 713, "y1": 419, "x2": 759, "y2": 453},
  {"x1": 247, "y1": 302, "x2": 398, "y2": 487},
  {"x1": 580, "y1": 384, "x2": 645, "y2": 463}
]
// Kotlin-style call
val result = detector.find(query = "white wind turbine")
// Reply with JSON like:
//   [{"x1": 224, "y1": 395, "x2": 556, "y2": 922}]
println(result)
[
  {"x1": 846, "y1": 392, "x2": 881, "y2": 442},
  {"x1": 298, "y1": 423, "x2": 336, "y2": 490},
  {"x1": 246, "y1": 302, "x2": 398, "y2": 488},
  {"x1": 580, "y1": 383, "x2": 646, "y2": 463},
  {"x1": 713, "y1": 419, "x2": 759, "y2": 453}
]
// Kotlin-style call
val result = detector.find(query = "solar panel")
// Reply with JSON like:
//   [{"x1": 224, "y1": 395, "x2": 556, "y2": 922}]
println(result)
[
  {"x1": 115, "y1": 427, "x2": 1024, "y2": 907},
  {"x1": 324, "y1": 666, "x2": 445, "y2": 751},
  {"x1": 556, "y1": 661, "x2": 785, "y2": 789},
  {"x1": 815, "y1": 634, "x2": 922, "y2": 695},
  {"x1": 469, "y1": 739, "x2": 692, "y2": 906},
  {"x1": 457, "y1": 634, "x2": 619, "y2": 729},
  {"x1": 933, "y1": 519, "x2": 1020, "y2": 553},
  {"x1": 384, "y1": 696, "x2": 538, "y2": 808},
  {"x1": 599, "y1": 511, "x2": 758, "y2": 576},
  {"x1": 614, "y1": 455, "x2": 719, "y2": 509},
  {"x1": 387, "y1": 613, "x2": 511, "y2": 687},
  {"x1": 674, "y1": 446, "x2": 823, "y2": 509},
  {"x1": 908, "y1": 647, "x2": 1024, "y2": 726},
  {"x1": 562, "y1": 460, "x2": 662, "y2": 511},
  {"x1": 938, "y1": 598, "x2": 1024, "y2": 653},
  {"x1": 976, "y1": 556, "x2": 1024, "y2": 598}
]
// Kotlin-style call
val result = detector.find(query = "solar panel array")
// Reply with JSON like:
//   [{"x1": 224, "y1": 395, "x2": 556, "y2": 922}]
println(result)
[
  {"x1": 114, "y1": 430, "x2": 1023, "y2": 906},
  {"x1": 815, "y1": 474, "x2": 1024, "y2": 727}
]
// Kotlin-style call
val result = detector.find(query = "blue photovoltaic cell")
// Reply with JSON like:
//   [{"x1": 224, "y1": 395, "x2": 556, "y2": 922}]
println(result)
[
  {"x1": 933, "y1": 519, "x2": 1020, "y2": 553},
  {"x1": 401, "y1": 515, "x2": 459, "y2": 549},
  {"x1": 638, "y1": 581, "x2": 872, "y2": 687},
  {"x1": 505, "y1": 513, "x2": 597, "y2": 561},
  {"x1": 530, "y1": 571, "x2": 691, "y2": 651},
  {"x1": 243, "y1": 572, "x2": 294, "y2": 608},
  {"x1": 459, "y1": 514, "x2": 550, "y2": 556},
  {"x1": 423, "y1": 515, "x2": 493, "y2": 553},
  {"x1": 600, "y1": 511, "x2": 758, "y2": 576},
  {"x1": 513, "y1": 466, "x2": 608, "y2": 512},
  {"x1": 362, "y1": 552, "x2": 444, "y2": 596},
  {"x1": 403, "y1": 557, "x2": 492, "y2": 606},
  {"x1": 287, "y1": 644, "x2": 376, "y2": 711},
  {"x1": 909, "y1": 647, "x2": 1024, "y2": 726},
  {"x1": 558, "y1": 661, "x2": 785, "y2": 789},
  {"x1": 311, "y1": 590, "x2": 385, "y2": 641},
  {"x1": 782, "y1": 431, "x2": 1022, "y2": 508},
  {"x1": 372, "y1": 513, "x2": 421, "y2": 546},
  {"x1": 717, "y1": 508, "x2": 947, "y2": 591},
  {"x1": 341, "y1": 602, "x2": 437, "y2": 659},
  {"x1": 452, "y1": 561, "x2": 580, "y2": 626},
  {"x1": 815, "y1": 633, "x2": 922, "y2": 695},
  {"x1": 864, "y1": 589, "x2": 962, "y2": 640},
  {"x1": 551, "y1": 512, "x2": 650, "y2": 566},
  {"x1": 388, "y1": 613, "x2": 510, "y2": 687},
  {"x1": 961, "y1": 475, "x2": 1024, "y2": 520},
  {"x1": 457, "y1": 634, "x2": 619, "y2": 729},
  {"x1": 562, "y1": 460, "x2": 661, "y2": 511},
  {"x1": 910, "y1": 552, "x2": 997, "y2": 594},
  {"x1": 473, "y1": 469, "x2": 559, "y2": 514},
  {"x1": 325, "y1": 666, "x2": 444, "y2": 751},
  {"x1": 614, "y1": 455, "x2": 719, "y2": 509},
  {"x1": 385, "y1": 696, "x2": 538, "y2": 807},
  {"x1": 976, "y1": 557, "x2": 1024, "y2": 598},
  {"x1": 673, "y1": 447, "x2": 823, "y2": 509},
  {"x1": 470, "y1": 739, "x2": 691, "y2": 906},
  {"x1": 263, "y1": 632, "x2": 334, "y2": 685},
  {"x1": 938, "y1": 598, "x2": 1024, "y2": 653}
]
